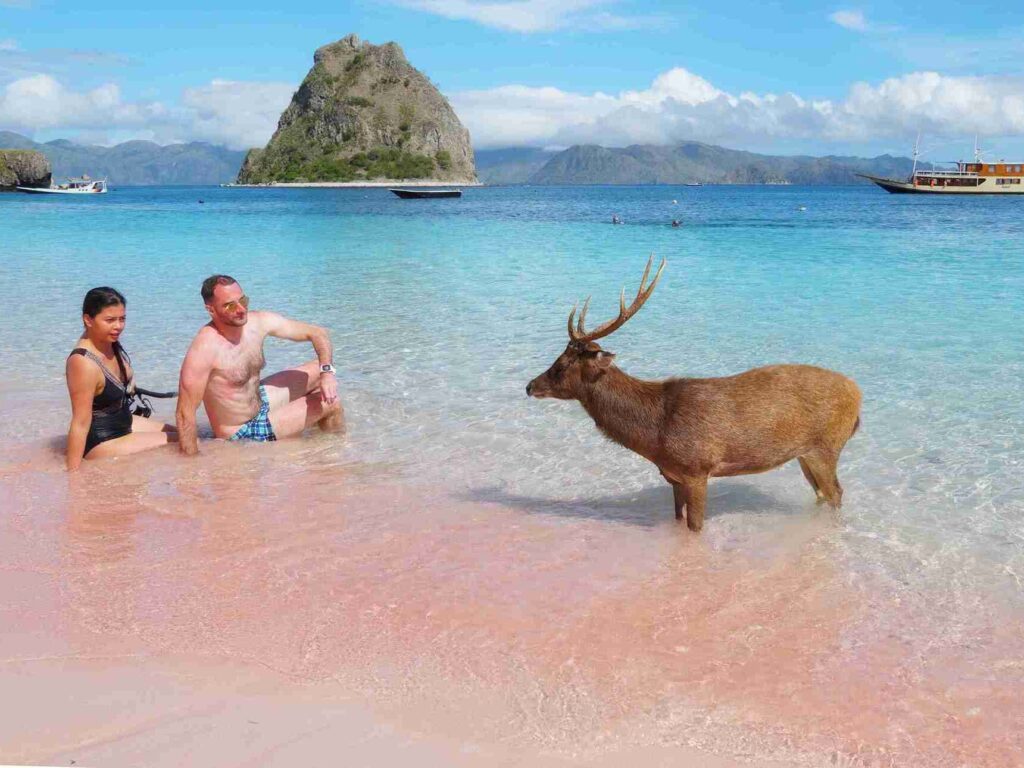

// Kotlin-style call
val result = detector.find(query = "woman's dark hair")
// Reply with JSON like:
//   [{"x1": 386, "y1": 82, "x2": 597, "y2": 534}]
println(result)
[
  {"x1": 82, "y1": 286, "x2": 126, "y2": 317},
  {"x1": 81, "y1": 287, "x2": 130, "y2": 368}
]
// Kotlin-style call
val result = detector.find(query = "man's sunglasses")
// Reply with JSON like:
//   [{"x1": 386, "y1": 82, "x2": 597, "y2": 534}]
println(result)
[{"x1": 223, "y1": 295, "x2": 250, "y2": 312}]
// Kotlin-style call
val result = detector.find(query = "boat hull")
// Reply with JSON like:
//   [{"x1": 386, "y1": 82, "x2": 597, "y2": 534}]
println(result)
[
  {"x1": 390, "y1": 188, "x2": 462, "y2": 199},
  {"x1": 15, "y1": 186, "x2": 107, "y2": 194},
  {"x1": 858, "y1": 174, "x2": 1024, "y2": 195}
]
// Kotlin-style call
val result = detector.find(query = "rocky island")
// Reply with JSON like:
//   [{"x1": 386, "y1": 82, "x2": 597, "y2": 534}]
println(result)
[
  {"x1": 0, "y1": 149, "x2": 51, "y2": 190},
  {"x1": 237, "y1": 35, "x2": 476, "y2": 185}
]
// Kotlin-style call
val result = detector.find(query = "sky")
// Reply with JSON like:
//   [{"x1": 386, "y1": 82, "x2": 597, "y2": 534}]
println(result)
[{"x1": 2, "y1": 0, "x2": 1024, "y2": 160}]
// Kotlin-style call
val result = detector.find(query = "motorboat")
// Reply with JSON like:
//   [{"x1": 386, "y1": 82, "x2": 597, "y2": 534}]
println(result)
[
  {"x1": 390, "y1": 188, "x2": 461, "y2": 199},
  {"x1": 17, "y1": 176, "x2": 108, "y2": 194}
]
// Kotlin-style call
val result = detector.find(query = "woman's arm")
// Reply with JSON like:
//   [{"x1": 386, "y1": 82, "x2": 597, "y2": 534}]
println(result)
[{"x1": 66, "y1": 355, "x2": 97, "y2": 471}]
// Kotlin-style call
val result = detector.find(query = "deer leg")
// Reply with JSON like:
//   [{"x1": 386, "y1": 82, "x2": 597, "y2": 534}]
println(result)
[
  {"x1": 798, "y1": 457, "x2": 828, "y2": 504},
  {"x1": 802, "y1": 451, "x2": 843, "y2": 509},
  {"x1": 678, "y1": 476, "x2": 708, "y2": 533},
  {"x1": 671, "y1": 482, "x2": 685, "y2": 521}
]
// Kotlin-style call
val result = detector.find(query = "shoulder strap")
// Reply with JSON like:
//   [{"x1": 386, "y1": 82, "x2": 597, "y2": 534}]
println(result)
[
  {"x1": 71, "y1": 347, "x2": 127, "y2": 390},
  {"x1": 113, "y1": 344, "x2": 130, "y2": 388}
]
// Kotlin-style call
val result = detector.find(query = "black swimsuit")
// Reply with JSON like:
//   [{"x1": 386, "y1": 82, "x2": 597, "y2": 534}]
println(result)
[{"x1": 70, "y1": 348, "x2": 134, "y2": 454}]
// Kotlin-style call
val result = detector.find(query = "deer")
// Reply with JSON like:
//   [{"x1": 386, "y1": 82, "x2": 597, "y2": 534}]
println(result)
[{"x1": 526, "y1": 256, "x2": 862, "y2": 532}]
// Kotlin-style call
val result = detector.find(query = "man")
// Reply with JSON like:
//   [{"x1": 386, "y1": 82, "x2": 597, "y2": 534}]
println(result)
[{"x1": 176, "y1": 275, "x2": 344, "y2": 454}]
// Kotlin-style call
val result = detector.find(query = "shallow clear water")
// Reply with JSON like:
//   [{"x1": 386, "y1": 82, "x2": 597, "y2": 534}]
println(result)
[{"x1": 2, "y1": 185, "x2": 1022, "y2": 765}]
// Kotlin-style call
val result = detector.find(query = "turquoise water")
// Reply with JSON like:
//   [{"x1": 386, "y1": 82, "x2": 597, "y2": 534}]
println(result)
[
  {"x1": 4, "y1": 185, "x2": 1023, "y2": 535},
  {"x1": 2, "y1": 184, "x2": 1023, "y2": 764}
]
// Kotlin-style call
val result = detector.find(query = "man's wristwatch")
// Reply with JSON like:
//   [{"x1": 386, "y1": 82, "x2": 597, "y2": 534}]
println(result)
[{"x1": 320, "y1": 363, "x2": 336, "y2": 375}]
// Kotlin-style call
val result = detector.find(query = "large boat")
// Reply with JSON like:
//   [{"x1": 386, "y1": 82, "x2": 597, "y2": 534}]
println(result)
[
  {"x1": 860, "y1": 138, "x2": 1024, "y2": 194},
  {"x1": 17, "y1": 176, "x2": 108, "y2": 194}
]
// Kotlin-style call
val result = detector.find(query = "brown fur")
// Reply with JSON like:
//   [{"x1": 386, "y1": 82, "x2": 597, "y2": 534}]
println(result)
[{"x1": 527, "y1": 343, "x2": 862, "y2": 532}]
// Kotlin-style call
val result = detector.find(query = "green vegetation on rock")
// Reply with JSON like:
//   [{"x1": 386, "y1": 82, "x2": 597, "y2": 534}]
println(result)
[
  {"x1": 237, "y1": 34, "x2": 476, "y2": 184},
  {"x1": 242, "y1": 147, "x2": 438, "y2": 184}
]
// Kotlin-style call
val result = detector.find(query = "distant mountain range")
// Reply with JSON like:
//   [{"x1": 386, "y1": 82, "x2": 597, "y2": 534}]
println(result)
[
  {"x1": 473, "y1": 147, "x2": 554, "y2": 185},
  {"x1": 476, "y1": 142, "x2": 926, "y2": 185},
  {"x1": 1, "y1": 130, "x2": 922, "y2": 187},
  {"x1": 0, "y1": 131, "x2": 247, "y2": 185}
]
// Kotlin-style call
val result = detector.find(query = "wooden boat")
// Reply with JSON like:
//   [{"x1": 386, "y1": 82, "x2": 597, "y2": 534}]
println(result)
[
  {"x1": 860, "y1": 137, "x2": 1024, "y2": 195},
  {"x1": 859, "y1": 165, "x2": 1024, "y2": 194},
  {"x1": 390, "y1": 188, "x2": 462, "y2": 199}
]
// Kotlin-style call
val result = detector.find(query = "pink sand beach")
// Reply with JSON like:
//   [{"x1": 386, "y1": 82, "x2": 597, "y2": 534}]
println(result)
[{"x1": 2, "y1": 428, "x2": 1021, "y2": 767}]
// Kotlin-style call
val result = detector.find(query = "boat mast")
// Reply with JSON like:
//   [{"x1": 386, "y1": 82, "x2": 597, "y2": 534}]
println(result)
[
  {"x1": 910, "y1": 130, "x2": 921, "y2": 180},
  {"x1": 974, "y1": 134, "x2": 980, "y2": 163}
]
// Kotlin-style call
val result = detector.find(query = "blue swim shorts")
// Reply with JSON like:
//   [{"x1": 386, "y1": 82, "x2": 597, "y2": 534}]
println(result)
[{"x1": 230, "y1": 385, "x2": 277, "y2": 442}]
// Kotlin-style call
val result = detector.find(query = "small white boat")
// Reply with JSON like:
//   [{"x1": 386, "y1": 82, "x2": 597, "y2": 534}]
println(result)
[{"x1": 17, "y1": 176, "x2": 108, "y2": 194}]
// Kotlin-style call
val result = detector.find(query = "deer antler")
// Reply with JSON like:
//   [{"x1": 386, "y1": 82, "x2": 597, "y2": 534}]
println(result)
[{"x1": 568, "y1": 255, "x2": 666, "y2": 344}]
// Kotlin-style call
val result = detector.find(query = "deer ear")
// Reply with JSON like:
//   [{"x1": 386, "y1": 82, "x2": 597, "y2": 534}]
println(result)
[{"x1": 595, "y1": 350, "x2": 616, "y2": 368}]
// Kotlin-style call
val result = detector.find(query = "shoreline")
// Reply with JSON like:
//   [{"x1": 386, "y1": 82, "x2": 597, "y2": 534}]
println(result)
[
  {"x1": 226, "y1": 179, "x2": 483, "y2": 188},
  {"x1": 0, "y1": 651, "x2": 783, "y2": 768}
]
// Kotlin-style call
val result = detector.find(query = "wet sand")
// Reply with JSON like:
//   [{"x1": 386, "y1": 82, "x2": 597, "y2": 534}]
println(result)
[
  {"x1": 2, "y1": 436, "x2": 1021, "y2": 767},
  {"x1": 0, "y1": 656, "x2": 788, "y2": 768}
]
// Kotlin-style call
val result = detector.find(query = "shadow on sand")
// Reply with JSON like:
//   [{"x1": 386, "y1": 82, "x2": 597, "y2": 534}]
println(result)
[{"x1": 460, "y1": 479, "x2": 793, "y2": 528}]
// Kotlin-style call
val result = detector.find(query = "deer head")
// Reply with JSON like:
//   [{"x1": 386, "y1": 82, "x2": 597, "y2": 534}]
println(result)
[{"x1": 526, "y1": 255, "x2": 666, "y2": 400}]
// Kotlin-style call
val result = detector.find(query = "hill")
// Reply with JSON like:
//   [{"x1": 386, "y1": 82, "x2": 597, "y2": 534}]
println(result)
[
  {"x1": 237, "y1": 34, "x2": 475, "y2": 184},
  {"x1": 475, "y1": 148, "x2": 556, "y2": 185},
  {"x1": 477, "y1": 142, "x2": 924, "y2": 185},
  {"x1": 0, "y1": 131, "x2": 246, "y2": 185}
]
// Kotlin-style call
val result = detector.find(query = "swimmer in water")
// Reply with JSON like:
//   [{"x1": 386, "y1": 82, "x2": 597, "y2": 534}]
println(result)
[
  {"x1": 65, "y1": 287, "x2": 177, "y2": 470},
  {"x1": 176, "y1": 275, "x2": 344, "y2": 454}
]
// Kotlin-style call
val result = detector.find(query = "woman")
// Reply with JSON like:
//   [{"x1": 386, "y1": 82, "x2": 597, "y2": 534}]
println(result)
[{"x1": 66, "y1": 287, "x2": 176, "y2": 470}]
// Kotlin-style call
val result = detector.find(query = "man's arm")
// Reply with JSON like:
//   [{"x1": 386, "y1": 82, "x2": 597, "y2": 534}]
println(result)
[
  {"x1": 260, "y1": 312, "x2": 338, "y2": 404},
  {"x1": 176, "y1": 338, "x2": 213, "y2": 455}
]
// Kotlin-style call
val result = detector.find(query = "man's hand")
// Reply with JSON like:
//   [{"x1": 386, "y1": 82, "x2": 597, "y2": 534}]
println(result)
[
  {"x1": 261, "y1": 314, "x2": 338, "y2": 406},
  {"x1": 320, "y1": 371, "x2": 339, "y2": 405}
]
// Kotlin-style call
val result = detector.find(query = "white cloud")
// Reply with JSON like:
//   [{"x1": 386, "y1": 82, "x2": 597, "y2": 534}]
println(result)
[
  {"x1": 829, "y1": 9, "x2": 868, "y2": 31},
  {"x1": 9, "y1": 66, "x2": 1024, "y2": 156},
  {"x1": 452, "y1": 69, "x2": 1024, "y2": 149},
  {"x1": 0, "y1": 74, "x2": 294, "y2": 149},
  {"x1": 452, "y1": 84, "x2": 619, "y2": 146},
  {"x1": 391, "y1": 0, "x2": 657, "y2": 33},
  {"x1": 180, "y1": 79, "x2": 295, "y2": 148},
  {"x1": 0, "y1": 39, "x2": 18, "y2": 52},
  {"x1": 0, "y1": 74, "x2": 168, "y2": 133}
]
